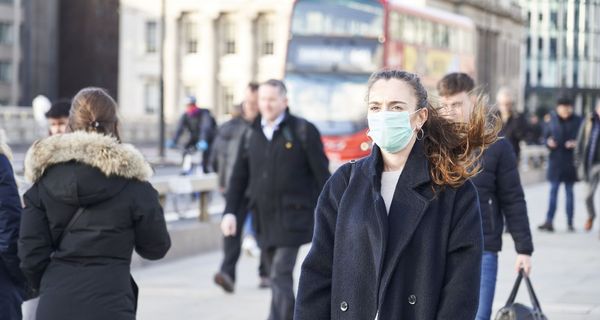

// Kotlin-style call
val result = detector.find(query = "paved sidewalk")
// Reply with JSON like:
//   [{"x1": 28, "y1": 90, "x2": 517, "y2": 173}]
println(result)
[{"x1": 132, "y1": 182, "x2": 600, "y2": 320}]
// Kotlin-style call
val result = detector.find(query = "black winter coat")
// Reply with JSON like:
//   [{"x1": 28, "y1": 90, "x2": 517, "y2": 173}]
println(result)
[
  {"x1": 225, "y1": 112, "x2": 330, "y2": 248},
  {"x1": 471, "y1": 138, "x2": 533, "y2": 254},
  {"x1": 18, "y1": 131, "x2": 171, "y2": 320},
  {"x1": 1, "y1": 140, "x2": 25, "y2": 316},
  {"x1": 545, "y1": 112, "x2": 582, "y2": 182},
  {"x1": 295, "y1": 142, "x2": 482, "y2": 320},
  {"x1": 500, "y1": 113, "x2": 527, "y2": 158},
  {"x1": 210, "y1": 115, "x2": 251, "y2": 193}
]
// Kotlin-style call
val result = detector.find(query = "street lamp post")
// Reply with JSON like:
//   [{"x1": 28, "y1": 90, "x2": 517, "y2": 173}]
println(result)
[{"x1": 158, "y1": 0, "x2": 166, "y2": 159}]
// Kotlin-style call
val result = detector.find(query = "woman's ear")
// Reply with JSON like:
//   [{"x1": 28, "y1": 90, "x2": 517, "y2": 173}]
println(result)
[{"x1": 418, "y1": 108, "x2": 429, "y2": 127}]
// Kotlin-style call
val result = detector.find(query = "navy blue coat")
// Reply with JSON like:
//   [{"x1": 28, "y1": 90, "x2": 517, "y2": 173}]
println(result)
[
  {"x1": 1, "y1": 149, "x2": 25, "y2": 319},
  {"x1": 545, "y1": 112, "x2": 582, "y2": 182},
  {"x1": 295, "y1": 142, "x2": 482, "y2": 320},
  {"x1": 471, "y1": 138, "x2": 533, "y2": 254}
]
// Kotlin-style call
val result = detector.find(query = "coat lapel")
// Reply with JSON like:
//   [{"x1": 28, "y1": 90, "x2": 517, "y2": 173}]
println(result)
[{"x1": 376, "y1": 141, "x2": 431, "y2": 304}]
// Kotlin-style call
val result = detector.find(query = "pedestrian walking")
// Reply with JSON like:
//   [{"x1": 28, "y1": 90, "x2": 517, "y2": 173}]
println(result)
[
  {"x1": 438, "y1": 73, "x2": 534, "y2": 320},
  {"x1": 220, "y1": 79, "x2": 330, "y2": 320},
  {"x1": 294, "y1": 69, "x2": 499, "y2": 320},
  {"x1": 538, "y1": 96, "x2": 582, "y2": 232},
  {"x1": 45, "y1": 99, "x2": 71, "y2": 136},
  {"x1": 211, "y1": 83, "x2": 270, "y2": 292},
  {"x1": 0, "y1": 132, "x2": 26, "y2": 320},
  {"x1": 497, "y1": 87, "x2": 527, "y2": 159},
  {"x1": 575, "y1": 100, "x2": 600, "y2": 233},
  {"x1": 168, "y1": 96, "x2": 217, "y2": 174},
  {"x1": 525, "y1": 114, "x2": 544, "y2": 145},
  {"x1": 19, "y1": 87, "x2": 171, "y2": 320}
]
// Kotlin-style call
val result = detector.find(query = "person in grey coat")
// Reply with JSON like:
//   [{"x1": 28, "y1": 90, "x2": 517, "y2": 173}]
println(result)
[
  {"x1": 211, "y1": 83, "x2": 270, "y2": 292},
  {"x1": 575, "y1": 100, "x2": 600, "y2": 233}
]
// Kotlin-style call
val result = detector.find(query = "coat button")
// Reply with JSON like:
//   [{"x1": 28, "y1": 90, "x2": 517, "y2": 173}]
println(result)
[
  {"x1": 340, "y1": 301, "x2": 349, "y2": 312},
  {"x1": 408, "y1": 295, "x2": 417, "y2": 305}
]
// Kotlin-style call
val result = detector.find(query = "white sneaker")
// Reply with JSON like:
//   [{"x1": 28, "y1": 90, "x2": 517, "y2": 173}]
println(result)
[{"x1": 242, "y1": 235, "x2": 260, "y2": 258}]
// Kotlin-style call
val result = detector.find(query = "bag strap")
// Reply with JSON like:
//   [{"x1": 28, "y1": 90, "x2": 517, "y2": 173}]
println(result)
[
  {"x1": 522, "y1": 269, "x2": 544, "y2": 312},
  {"x1": 504, "y1": 269, "x2": 523, "y2": 306},
  {"x1": 504, "y1": 269, "x2": 544, "y2": 313},
  {"x1": 55, "y1": 207, "x2": 86, "y2": 249}
]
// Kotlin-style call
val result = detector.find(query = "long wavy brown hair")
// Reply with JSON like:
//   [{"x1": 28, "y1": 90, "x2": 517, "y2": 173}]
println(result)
[
  {"x1": 367, "y1": 69, "x2": 500, "y2": 188},
  {"x1": 68, "y1": 87, "x2": 121, "y2": 141}
]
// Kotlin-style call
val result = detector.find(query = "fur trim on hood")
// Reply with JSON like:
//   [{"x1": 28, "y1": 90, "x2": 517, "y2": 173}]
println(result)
[
  {"x1": 0, "y1": 129, "x2": 12, "y2": 161},
  {"x1": 25, "y1": 131, "x2": 153, "y2": 183}
]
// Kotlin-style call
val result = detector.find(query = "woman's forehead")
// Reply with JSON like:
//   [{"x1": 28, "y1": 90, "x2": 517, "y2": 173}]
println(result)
[{"x1": 368, "y1": 79, "x2": 416, "y2": 104}]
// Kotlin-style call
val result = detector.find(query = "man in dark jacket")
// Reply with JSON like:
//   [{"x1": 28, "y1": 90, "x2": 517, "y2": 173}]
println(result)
[
  {"x1": 438, "y1": 73, "x2": 534, "y2": 320},
  {"x1": 0, "y1": 136, "x2": 25, "y2": 319},
  {"x1": 220, "y1": 79, "x2": 330, "y2": 320},
  {"x1": 45, "y1": 99, "x2": 71, "y2": 136},
  {"x1": 539, "y1": 97, "x2": 582, "y2": 232},
  {"x1": 212, "y1": 83, "x2": 270, "y2": 291},
  {"x1": 497, "y1": 87, "x2": 527, "y2": 159},
  {"x1": 168, "y1": 96, "x2": 217, "y2": 173},
  {"x1": 575, "y1": 100, "x2": 600, "y2": 232}
]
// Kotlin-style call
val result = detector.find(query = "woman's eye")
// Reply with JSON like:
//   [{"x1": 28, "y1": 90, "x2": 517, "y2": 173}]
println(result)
[
  {"x1": 391, "y1": 105, "x2": 402, "y2": 111},
  {"x1": 369, "y1": 106, "x2": 380, "y2": 111}
]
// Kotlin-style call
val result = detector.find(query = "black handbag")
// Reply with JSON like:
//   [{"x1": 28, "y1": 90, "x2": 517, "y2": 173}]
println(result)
[{"x1": 495, "y1": 269, "x2": 548, "y2": 320}]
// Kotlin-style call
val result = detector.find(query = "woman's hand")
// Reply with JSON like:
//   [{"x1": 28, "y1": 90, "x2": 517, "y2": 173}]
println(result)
[{"x1": 515, "y1": 254, "x2": 532, "y2": 275}]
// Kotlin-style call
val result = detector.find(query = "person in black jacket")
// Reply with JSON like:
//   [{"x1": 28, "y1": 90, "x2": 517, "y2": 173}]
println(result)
[
  {"x1": 211, "y1": 83, "x2": 270, "y2": 292},
  {"x1": 45, "y1": 99, "x2": 71, "y2": 136},
  {"x1": 168, "y1": 96, "x2": 217, "y2": 173},
  {"x1": 294, "y1": 70, "x2": 499, "y2": 320},
  {"x1": 19, "y1": 88, "x2": 171, "y2": 320},
  {"x1": 497, "y1": 87, "x2": 527, "y2": 159},
  {"x1": 220, "y1": 79, "x2": 330, "y2": 320},
  {"x1": 0, "y1": 134, "x2": 25, "y2": 320},
  {"x1": 538, "y1": 96, "x2": 582, "y2": 232},
  {"x1": 438, "y1": 73, "x2": 534, "y2": 320}
]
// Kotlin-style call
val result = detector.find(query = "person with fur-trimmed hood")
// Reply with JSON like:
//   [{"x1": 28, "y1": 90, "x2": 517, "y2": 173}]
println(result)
[
  {"x1": 18, "y1": 88, "x2": 171, "y2": 320},
  {"x1": 0, "y1": 131, "x2": 26, "y2": 319}
]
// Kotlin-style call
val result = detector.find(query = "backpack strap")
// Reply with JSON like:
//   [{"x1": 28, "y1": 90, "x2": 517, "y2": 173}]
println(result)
[
  {"x1": 281, "y1": 117, "x2": 309, "y2": 152},
  {"x1": 54, "y1": 207, "x2": 86, "y2": 250}
]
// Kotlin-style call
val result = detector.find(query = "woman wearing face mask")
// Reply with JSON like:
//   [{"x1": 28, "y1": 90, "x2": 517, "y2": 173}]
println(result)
[{"x1": 294, "y1": 69, "x2": 499, "y2": 320}]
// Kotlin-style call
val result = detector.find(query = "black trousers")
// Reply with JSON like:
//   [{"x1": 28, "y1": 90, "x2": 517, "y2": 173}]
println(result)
[
  {"x1": 219, "y1": 207, "x2": 269, "y2": 282},
  {"x1": 265, "y1": 246, "x2": 299, "y2": 320}
]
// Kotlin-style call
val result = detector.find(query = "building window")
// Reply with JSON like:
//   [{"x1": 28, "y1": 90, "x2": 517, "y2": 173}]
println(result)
[
  {"x1": 0, "y1": 61, "x2": 11, "y2": 82},
  {"x1": 221, "y1": 17, "x2": 236, "y2": 55},
  {"x1": 184, "y1": 21, "x2": 198, "y2": 54},
  {"x1": 550, "y1": 11, "x2": 558, "y2": 30},
  {"x1": 0, "y1": 0, "x2": 13, "y2": 4},
  {"x1": 257, "y1": 14, "x2": 275, "y2": 56},
  {"x1": 0, "y1": 23, "x2": 12, "y2": 45},
  {"x1": 549, "y1": 38, "x2": 557, "y2": 59},
  {"x1": 145, "y1": 21, "x2": 158, "y2": 53},
  {"x1": 220, "y1": 85, "x2": 234, "y2": 114},
  {"x1": 144, "y1": 81, "x2": 160, "y2": 114},
  {"x1": 526, "y1": 36, "x2": 531, "y2": 57}
]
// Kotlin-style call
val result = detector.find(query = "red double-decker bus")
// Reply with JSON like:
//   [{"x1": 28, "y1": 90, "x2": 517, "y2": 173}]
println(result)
[{"x1": 284, "y1": 0, "x2": 476, "y2": 163}]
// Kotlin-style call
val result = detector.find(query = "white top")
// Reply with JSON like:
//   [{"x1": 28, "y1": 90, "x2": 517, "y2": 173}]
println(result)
[
  {"x1": 381, "y1": 169, "x2": 403, "y2": 214},
  {"x1": 261, "y1": 112, "x2": 286, "y2": 141}
]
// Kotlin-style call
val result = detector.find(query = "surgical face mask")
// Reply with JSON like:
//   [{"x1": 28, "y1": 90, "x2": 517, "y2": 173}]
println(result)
[{"x1": 367, "y1": 110, "x2": 418, "y2": 154}]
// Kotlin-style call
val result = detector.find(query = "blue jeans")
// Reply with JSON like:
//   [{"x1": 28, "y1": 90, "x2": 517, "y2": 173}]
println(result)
[
  {"x1": 546, "y1": 181, "x2": 575, "y2": 225},
  {"x1": 476, "y1": 251, "x2": 498, "y2": 320},
  {"x1": 243, "y1": 211, "x2": 255, "y2": 237}
]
